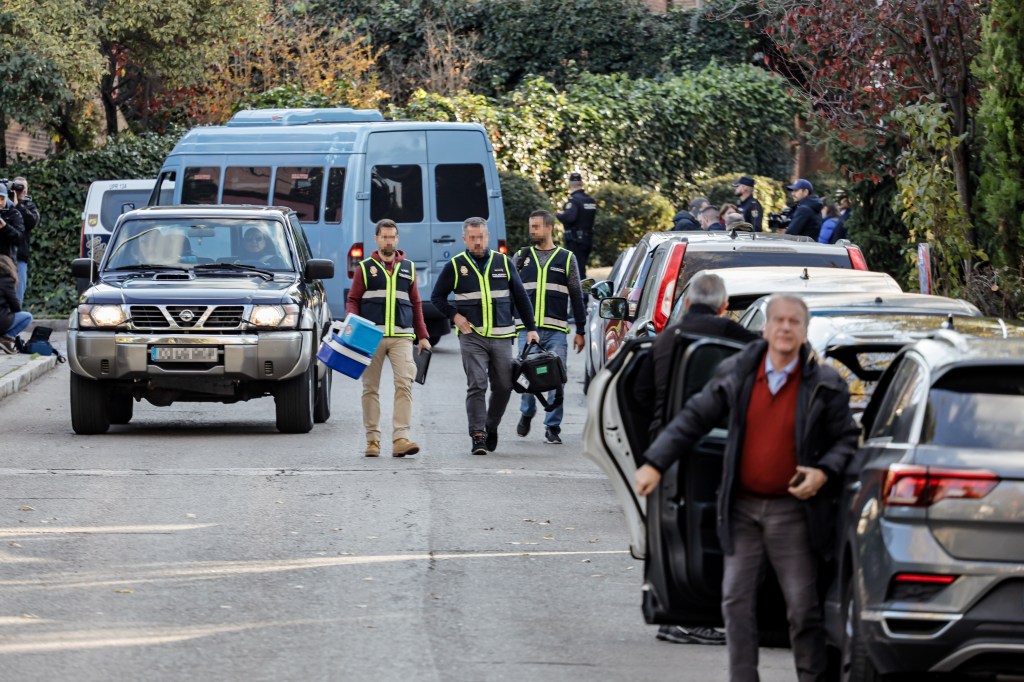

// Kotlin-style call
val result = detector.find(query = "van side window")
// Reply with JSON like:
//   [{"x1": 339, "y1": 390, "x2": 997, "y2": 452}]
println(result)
[
  {"x1": 275, "y1": 167, "x2": 324, "y2": 223},
  {"x1": 436, "y1": 164, "x2": 488, "y2": 221},
  {"x1": 371, "y1": 165, "x2": 423, "y2": 223},
  {"x1": 151, "y1": 171, "x2": 176, "y2": 206},
  {"x1": 182, "y1": 167, "x2": 221, "y2": 204},
  {"x1": 324, "y1": 168, "x2": 346, "y2": 224},
  {"x1": 223, "y1": 167, "x2": 271, "y2": 205}
]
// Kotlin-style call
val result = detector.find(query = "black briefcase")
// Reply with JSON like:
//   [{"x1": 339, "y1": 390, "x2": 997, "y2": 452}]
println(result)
[{"x1": 511, "y1": 341, "x2": 567, "y2": 411}]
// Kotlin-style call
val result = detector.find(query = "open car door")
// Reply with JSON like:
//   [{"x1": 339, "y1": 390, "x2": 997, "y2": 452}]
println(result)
[
  {"x1": 581, "y1": 338, "x2": 656, "y2": 560},
  {"x1": 643, "y1": 334, "x2": 745, "y2": 626}
]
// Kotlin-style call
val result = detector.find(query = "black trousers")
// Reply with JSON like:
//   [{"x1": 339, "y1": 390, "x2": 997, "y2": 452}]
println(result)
[{"x1": 564, "y1": 236, "x2": 592, "y2": 279}]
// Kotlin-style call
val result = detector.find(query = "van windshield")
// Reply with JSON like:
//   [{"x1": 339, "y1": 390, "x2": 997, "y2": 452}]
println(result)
[{"x1": 104, "y1": 218, "x2": 295, "y2": 272}]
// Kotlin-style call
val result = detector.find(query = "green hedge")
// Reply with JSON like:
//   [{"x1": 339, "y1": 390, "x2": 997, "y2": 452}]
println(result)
[
  {"x1": 591, "y1": 183, "x2": 675, "y2": 267},
  {"x1": 7, "y1": 132, "x2": 181, "y2": 317},
  {"x1": 499, "y1": 170, "x2": 554, "y2": 254}
]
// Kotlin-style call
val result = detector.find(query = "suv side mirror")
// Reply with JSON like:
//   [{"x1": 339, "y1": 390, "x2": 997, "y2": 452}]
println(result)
[
  {"x1": 72, "y1": 258, "x2": 97, "y2": 282},
  {"x1": 599, "y1": 297, "x2": 629, "y2": 321},
  {"x1": 304, "y1": 259, "x2": 335, "y2": 281},
  {"x1": 591, "y1": 279, "x2": 613, "y2": 301}
]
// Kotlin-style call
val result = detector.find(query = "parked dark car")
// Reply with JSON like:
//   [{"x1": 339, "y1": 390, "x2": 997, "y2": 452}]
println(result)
[{"x1": 68, "y1": 205, "x2": 335, "y2": 435}]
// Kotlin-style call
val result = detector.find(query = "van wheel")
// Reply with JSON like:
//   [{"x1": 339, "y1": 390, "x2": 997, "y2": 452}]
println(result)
[
  {"x1": 109, "y1": 394, "x2": 134, "y2": 425},
  {"x1": 313, "y1": 364, "x2": 331, "y2": 423},
  {"x1": 276, "y1": 362, "x2": 315, "y2": 433},
  {"x1": 841, "y1": 578, "x2": 881, "y2": 682},
  {"x1": 71, "y1": 373, "x2": 111, "y2": 435}
]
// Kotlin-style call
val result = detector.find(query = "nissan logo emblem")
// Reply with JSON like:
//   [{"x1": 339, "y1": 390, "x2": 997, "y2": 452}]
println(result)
[{"x1": 179, "y1": 309, "x2": 195, "y2": 322}]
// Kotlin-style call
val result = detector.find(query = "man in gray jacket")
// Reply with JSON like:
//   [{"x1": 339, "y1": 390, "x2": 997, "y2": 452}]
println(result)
[{"x1": 635, "y1": 294, "x2": 859, "y2": 682}]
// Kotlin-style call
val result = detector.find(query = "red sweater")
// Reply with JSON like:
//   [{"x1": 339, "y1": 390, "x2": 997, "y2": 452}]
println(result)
[
  {"x1": 738, "y1": 357, "x2": 801, "y2": 498},
  {"x1": 345, "y1": 250, "x2": 429, "y2": 341}
]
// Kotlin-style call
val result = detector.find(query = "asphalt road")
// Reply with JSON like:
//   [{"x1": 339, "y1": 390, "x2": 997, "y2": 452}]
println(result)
[{"x1": 0, "y1": 335, "x2": 794, "y2": 681}]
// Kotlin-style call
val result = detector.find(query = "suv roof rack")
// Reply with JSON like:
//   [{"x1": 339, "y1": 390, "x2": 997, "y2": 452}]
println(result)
[
  {"x1": 225, "y1": 108, "x2": 385, "y2": 127},
  {"x1": 926, "y1": 327, "x2": 971, "y2": 351}
]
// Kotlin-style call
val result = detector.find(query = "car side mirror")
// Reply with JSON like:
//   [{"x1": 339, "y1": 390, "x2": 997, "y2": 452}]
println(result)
[
  {"x1": 599, "y1": 297, "x2": 629, "y2": 320},
  {"x1": 72, "y1": 258, "x2": 96, "y2": 282},
  {"x1": 580, "y1": 278, "x2": 595, "y2": 295},
  {"x1": 304, "y1": 259, "x2": 335, "y2": 281},
  {"x1": 591, "y1": 279, "x2": 613, "y2": 301}
]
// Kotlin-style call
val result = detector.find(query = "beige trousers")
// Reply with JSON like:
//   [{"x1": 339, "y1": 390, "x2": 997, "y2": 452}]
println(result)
[{"x1": 361, "y1": 337, "x2": 416, "y2": 442}]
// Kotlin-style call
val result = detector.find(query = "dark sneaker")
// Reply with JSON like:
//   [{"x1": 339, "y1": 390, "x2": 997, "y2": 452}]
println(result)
[
  {"x1": 485, "y1": 429, "x2": 498, "y2": 452},
  {"x1": 544, "y1": 428, "x2": 562, "y2": 445},
  {"x1": 0, "y1": 336, "x2": 15, "y2": 354},
  {"x1": 657, "y1": 625, "x2": 725, "y2": 645},
  {"x1": 516, "y1": 415, "x2": 532, "y2": 437},
  {"x1": 471, "y1": 432, "x2": 488, "y2": 456}
]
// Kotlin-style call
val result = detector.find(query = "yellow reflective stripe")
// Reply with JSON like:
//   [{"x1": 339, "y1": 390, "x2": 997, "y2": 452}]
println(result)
[{"x1": 359, "y1": 260, "x2": 369, "y2": 287}]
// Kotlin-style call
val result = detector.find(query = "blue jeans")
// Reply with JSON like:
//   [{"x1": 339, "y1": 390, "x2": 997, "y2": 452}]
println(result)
[
  {"x1": 5, "y1": 311, "x2": 32, "y2": 337},
  {"x1": 517, "y1": 329, "x2": 567, "y2": 430},
  {"x1": 16, "y1": 261, "x2": 27, "y2": 303}
]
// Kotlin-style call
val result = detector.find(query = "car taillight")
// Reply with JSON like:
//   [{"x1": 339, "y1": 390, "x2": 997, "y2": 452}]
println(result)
[
  {"x1": 347, "y1": 243, "x2": 364, "y2": 279},
  {"x1": 653, "y1": 243, "x2": 686, "y2": 332},
  {"x1": 847, "y1": 245, "x2": 868, "y2": 270},
  {"x1": 883, "y1": 464, "x2": 999, "y2": 507},
  {"x1": 498, "y1": 239, "x2": 507, "y2": 255},
  {"x1": 887, "y1": 573, "x2": 958, "y2": 601}
]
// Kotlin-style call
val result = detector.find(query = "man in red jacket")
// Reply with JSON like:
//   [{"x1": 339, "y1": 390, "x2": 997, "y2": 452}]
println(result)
[
  {"x1": 636, "y1": 294, "x2": 859, "y2": 682},
  {"x1": 347, "y1": 220, "x2": 431, "y2": 458}
]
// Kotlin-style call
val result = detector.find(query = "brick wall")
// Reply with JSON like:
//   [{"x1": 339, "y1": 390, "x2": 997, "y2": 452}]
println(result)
[{"x1": 4, "y1": 121, "x2": 51, "y2": 162}]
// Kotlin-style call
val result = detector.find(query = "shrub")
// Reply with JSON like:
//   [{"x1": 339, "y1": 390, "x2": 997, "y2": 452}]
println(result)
[
  {"x1": 500, "y1": 170, "x2": 553, "y2": 254},
  {"x1": 591, "y1": 183, "x2": 675, "y2": 267},
  {"x1": 7, "y1": 132, "x2": 181, "y2": 317}
]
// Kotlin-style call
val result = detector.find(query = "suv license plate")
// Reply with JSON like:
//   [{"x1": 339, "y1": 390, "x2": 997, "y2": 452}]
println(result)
[{"x1": 151, "y1": 346, "x2": 219, "y2": 362}]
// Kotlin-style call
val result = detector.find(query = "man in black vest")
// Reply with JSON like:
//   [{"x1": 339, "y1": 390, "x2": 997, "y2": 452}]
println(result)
[
  {"x1": 431, "y1": 217, "x2": 540, "y2": 456},
  {"x1": 556, "y1": 172, "x2": 597, "y2": 278},
  {"x1": 732, "y1": 176, "x2": 763, "y2": 232},
  {"x1": 512, "y1": 210, "x2": 587, "y2": 445},
  {"x1": 347, "y1": 219, "x2": 431, "y2": 458}
]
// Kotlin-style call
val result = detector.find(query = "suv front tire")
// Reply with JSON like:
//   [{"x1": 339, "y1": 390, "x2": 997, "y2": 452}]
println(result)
[
  {"x1": 71, "y1": 373, "x2": 111, "y2": 435},
  {"x1": 275, "y1": 361, "x2": 315, "y2": 433}
]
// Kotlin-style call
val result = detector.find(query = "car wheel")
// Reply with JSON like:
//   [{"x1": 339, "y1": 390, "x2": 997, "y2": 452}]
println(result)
[
  {"x1": 313, "y1": 363, "x2": 331, "y2": 424},
  {"x1": 276, "y1": 362, "x2": 315, "y2": 433},
  {"x1": 109, "y1": 393, "x2": 134, "y2": 425},
  {"x1": 841, "y1": 578, "x2": 882, "y2": 682},
  {"x1": 70, "y1": 373, "x2": 111, "y2": 435}
]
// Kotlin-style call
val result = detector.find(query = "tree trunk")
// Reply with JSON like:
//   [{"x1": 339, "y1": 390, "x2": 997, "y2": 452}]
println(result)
[{"x1": 101, "y1": 51, "x2": 120, "y2": 136}]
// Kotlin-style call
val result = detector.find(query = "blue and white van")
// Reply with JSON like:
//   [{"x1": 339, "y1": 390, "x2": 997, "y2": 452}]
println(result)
[{"x1": 149, "y1": 108, "x2": 508, "y2": 342}]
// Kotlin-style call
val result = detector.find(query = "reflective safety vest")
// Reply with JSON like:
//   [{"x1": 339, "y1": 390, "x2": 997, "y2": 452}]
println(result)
[
  {"x1": 515, "y1": 246, "x2": 571, "y2": 333},
  {"x1": 358, "y1": 256, "x2": 416, "y2": 338},
  {"x1": 451, "y1": 251, "x2": 517, "y2": 338}
]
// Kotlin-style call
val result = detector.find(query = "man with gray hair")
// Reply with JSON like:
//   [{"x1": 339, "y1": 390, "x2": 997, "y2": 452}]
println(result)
[
  {"x1": 636, "y1": 293, "x2": 859, "y2": 680},
  {"x1": 631, "y1": 272, "x2": 759, "y2": 646}
]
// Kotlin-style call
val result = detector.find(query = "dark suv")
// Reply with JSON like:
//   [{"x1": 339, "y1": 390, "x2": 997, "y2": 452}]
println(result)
[{"x1": 69, "y1": 205, "x2": 335, "y2": 435}]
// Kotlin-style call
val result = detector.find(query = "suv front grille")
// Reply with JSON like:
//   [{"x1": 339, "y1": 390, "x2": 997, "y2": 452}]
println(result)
[
  {"x1": 166, "y1": 305, "x2": 209, "y2": 328},
  {"x1": 129, "y1": 305, "x2": 170, "y2": 328},
  {"x1": 205, "y1": 306, "x2": 245, "y2": 328}
]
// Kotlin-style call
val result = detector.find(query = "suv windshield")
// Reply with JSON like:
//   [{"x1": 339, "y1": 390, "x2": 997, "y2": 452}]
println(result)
[{"x1": 104, "y1": 218, "x2": 294, "y2": 272}]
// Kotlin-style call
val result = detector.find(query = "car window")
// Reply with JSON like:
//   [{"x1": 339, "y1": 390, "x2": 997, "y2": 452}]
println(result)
[
  {"x1": 274, "y1": 167, "x2": 325, "y2": 223},
  {"x1": 921, "y1": 366, "x2": 1024, "y2": 450},
  {"x1": 743, "y1": 307, "x2": 766, "y2": 332},
  {"x1": 222, "y1": 166, "x2": 271, "y2": 206},
  {"x1": 182, "y1": 167, "x2": 221, "y2": 204},
  {"x1": 371, "y1": 165, "x2": 424, "y2": 223},
  {"x1": 324, "y1": 167, "x2": 346, "y2": 225},
  {"x1": 436, "y1": 164, "x2": 488, "y2": 221},
  {"x1": 619, "y1": 243, "x2": 649, "y2": 290},
  {"x1": 151, "y1": 171, "x2": 176, "y2": 206},
  {"x1": 100, "y1": 189, "x2": 157, "y2": 231},
  {"x1": 289, "y1": 215, "x2": 312, "y2": 263},
  {"x1": 867, "y1": 356, "x2": 927, "y2": 442},
  {"x1": 679, "y1": 250, "x2": 852, "y2": 284}
]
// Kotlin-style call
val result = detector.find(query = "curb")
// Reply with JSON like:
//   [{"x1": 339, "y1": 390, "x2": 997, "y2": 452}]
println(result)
[{"x1": 0, "y1": 355, "x2": 59, "y2": 403}]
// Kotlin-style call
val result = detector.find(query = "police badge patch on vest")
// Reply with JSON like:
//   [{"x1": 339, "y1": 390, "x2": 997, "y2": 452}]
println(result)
[
  {"x1": 370, "y1": 265, "x2": 379, "y2": 277},
  {"x1": 460, "y1": 265, "x2": 469, "y2": 276},
  {"x1": 564, "y1": 202, "x2": 573, "y2": 210}
]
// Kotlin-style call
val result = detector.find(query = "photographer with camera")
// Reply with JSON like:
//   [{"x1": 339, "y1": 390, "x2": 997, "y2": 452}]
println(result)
[
  {"x1": 10, "y1": 177, "x2": 39, "y2": 303},
  {"x1": 782, "y1": 178, "x2": 823, "y2": 241},
  {"x1": 0, "y1": 182, "x2": 26, "y2": 275}
]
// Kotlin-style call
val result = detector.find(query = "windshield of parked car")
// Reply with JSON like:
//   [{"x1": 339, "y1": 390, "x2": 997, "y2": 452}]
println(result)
[
  {"x1": 921, "y1": 366, "x2": 1024, "y2": 449},
  {"x1": 104, "y1": 218, "x2": 294, "y2": 272}
]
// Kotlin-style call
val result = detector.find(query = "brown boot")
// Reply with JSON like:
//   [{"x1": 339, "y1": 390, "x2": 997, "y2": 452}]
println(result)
[
  {"x1": 365, "y1": 441, "x2": 381, "y2": 457},
  {"x1": 392, "y1": 438, "x2": 420, "y2": 457}
]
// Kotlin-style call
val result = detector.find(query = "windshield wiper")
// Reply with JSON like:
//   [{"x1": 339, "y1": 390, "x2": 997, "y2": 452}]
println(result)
[{"x1": 193, "y1": 262, "x2": 275, "y2": 280}]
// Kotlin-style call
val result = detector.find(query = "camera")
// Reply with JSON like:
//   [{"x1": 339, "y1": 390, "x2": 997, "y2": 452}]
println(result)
[
  {"x1": 767, "y1": 205, "x2": 793, "y2": 232},
  {"x1": 10, "y1": 181, "x2": 25, "y2": 193}
]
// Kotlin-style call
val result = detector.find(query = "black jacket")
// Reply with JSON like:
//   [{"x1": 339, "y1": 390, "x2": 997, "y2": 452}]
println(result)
[
  {"x1": 633, "y1": 304, "x2": 761, "y2": 437},
  {"x1": 786, "y1": 194, "x2": 824, "y2": 241},
  {"x1": 737, "y1": 195, "x2": 764, "y2": 232},
  {"x1": 0, "y1": 200, "x2": 25, "y2": 262},
  {"x1": 644, "y1": 340, "x2": 859, "y2": 558},
  {"x1": 0, "y1": 255, "x2": 20, "y2": 333},
  {"x1": 671, "y1": 210, "x2": 701, "y2": 231},
  {"x1": 15, "y1": 195, "x2": 40, "y2": 263},
  {"x1": 557, "y1": 190, "x2": 597, "y2": 239}
]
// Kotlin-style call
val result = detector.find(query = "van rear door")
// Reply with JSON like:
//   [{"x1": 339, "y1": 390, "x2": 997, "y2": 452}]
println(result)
[{"x1": 363, "y1": 132, "x2": 430, "y2": 286}]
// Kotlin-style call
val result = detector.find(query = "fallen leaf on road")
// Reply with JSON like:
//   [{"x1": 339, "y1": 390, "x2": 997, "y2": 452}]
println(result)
[
  {"x1": 114, "y1": 589, "x2": 134, "y2": 594},
  {"x1": 543, "y1": 535, "x2": 554, "y2": 540},
  {"x1": 564, "y1": 527, "x2": 575, "y2": 530},
  {"x1": 17, "y1": 506, "x2": 34, "y2": 512},
  {"x1": 185, "y1": 513, "x2": 197, "y2": 519},
  {"x1": 522, "y1": 518, "x2": 534, "y2": 523},
  {"x1": 505, "y1": 542, "x2": 521, "y2": 545},
  {"x1": 538, "y1": 520, "x2": 551, "y2": 525},
  {"x1": 587, "y1": 538, "x2": 599, "y2": 543},
  {"x1": 363, "y1": 577, "x2": 374, "y2": 581},
  {"x1": 581, "y1": 559, "x2": 591, "y2": 563},
  {"x1": 20, "y1": 613, "x2": 39, "y2": 619},
  {"x1": 332, "y1": 528, "x2": 343, "y2": 531},
  {"x1": 9, "y1": 542, "x2": 22, "y2": 548}
]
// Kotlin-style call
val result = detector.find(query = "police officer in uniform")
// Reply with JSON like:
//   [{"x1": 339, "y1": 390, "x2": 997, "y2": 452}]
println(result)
[
  {"x1": 512, "y1": 210, "x2": 587, "y2": 445},
  {"x1": 732, "y1": 176, "x2": 764, "y2": 232},
  {"x1": 556, "y1": 172, "x2": 597, "y2": 278},
  {"x1": 431, "y1": 217, "x2": 540, "y2": 456},
  {"x1": 347, "y1": 219, "x2": 431, "y2": 458}
]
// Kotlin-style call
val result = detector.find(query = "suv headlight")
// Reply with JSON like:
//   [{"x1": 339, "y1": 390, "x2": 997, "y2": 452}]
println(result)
[
  {"x1": 248, "y1": 304, "x2": 300, "y2": 329},
  {"x1": 79, "y1": 304, "x2": 127, "y2": 328}
]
